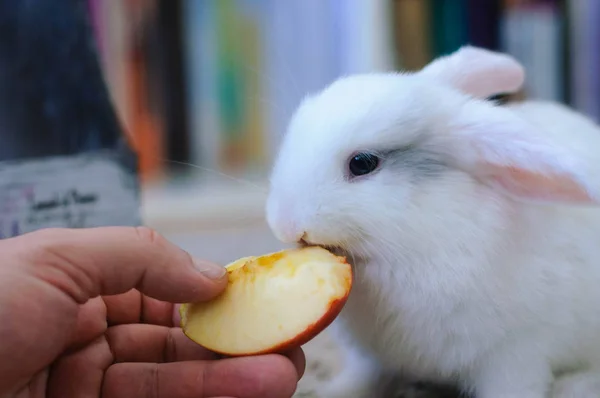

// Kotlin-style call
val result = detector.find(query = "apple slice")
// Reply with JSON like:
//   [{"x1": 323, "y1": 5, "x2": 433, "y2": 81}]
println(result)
[{"x1": 179, "y1": 246, "x2": 352, "y2": 356}]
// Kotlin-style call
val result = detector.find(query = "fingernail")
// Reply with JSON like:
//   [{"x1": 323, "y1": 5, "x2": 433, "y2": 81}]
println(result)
[{"x1": 193, "y1": 258, "x2": 227, "y2": 280}]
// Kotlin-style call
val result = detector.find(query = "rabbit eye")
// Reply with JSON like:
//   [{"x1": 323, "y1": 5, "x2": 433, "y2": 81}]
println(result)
[{"x1": 349, "y1": 152, "x2": 380, "y2": 177}]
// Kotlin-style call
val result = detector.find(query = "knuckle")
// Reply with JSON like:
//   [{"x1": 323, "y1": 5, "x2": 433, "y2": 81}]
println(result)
[
  {"x1": 25, "y1": 228, "x2": 73, "y2": 263},
  {"x1": 164, "y1": 328, "x2": 178, "y2": 362},
  {"x1": 132, "y1": 226, "x2": 163, "y2": 246}
]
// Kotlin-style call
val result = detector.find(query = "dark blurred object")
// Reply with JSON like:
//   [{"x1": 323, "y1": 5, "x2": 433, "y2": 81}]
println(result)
[
  {"x1": 486, "y1": 91, "x2": 526, "y2": 105},
  {"x1": 376, "y1": 372, "x2": 466, "y2": 398},
  {"x1": 156, "y1": 0, "x2": 191, "y2": 172},
  {"x1": 0, "y1": 0, "x2": 130, "y2": 161},
  {"x1": 558, "y1": 0, "x2": 570, "y2": 105},
  {"x1": 466, "y1": 0, "x2": 502, "y2": 50},
  {"x1": 0, "y1": 0, "x2": 141, "y2": 238},
  {"x1": 431, "y1": 0, "x2": 468, "y2": 56},
  {"x1": 487, "y1": 93, "x2": 511, "y2": 104}
]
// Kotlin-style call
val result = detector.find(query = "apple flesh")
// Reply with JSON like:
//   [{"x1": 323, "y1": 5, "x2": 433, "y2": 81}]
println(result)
[{"x1": 179, "y1": 246, "x2": 353, "y2": 356}]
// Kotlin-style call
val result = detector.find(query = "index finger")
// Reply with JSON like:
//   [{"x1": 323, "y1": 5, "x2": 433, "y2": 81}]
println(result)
[{"x1": 10, "y1": 226, "x2": 228, "y2": 305}]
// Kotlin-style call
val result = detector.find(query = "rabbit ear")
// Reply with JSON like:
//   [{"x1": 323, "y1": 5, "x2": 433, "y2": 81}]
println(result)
[
  {"x1": 419, "y1": 46, "x2": 525, "y2": 99},
  {"x1": 447, "y1": 103, "x2": 598, "y2": 205}
]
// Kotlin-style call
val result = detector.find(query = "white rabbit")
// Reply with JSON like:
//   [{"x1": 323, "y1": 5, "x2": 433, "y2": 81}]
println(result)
[{"x1": 265, "y1": 46, "x2": 600, "y2": 398}]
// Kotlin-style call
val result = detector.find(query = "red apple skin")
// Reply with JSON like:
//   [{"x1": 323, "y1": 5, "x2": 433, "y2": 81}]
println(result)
[
  {"x1": 263, "y1": 287, "x2": 352, "y2": 356},
  {"x1": 183, "y1": 256, "x2": 353, "y2": 357}
]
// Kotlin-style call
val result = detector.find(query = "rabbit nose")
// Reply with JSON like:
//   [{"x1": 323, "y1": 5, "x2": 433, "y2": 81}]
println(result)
[
  {"x1": 278, "y1": 226, "x2": 306, "y2": 244},
  {"x1": 265, "y1": 196, "x2": 306, "y2": 243},
  {"x1": 279, "y1": 220, "x2": 306, "y2": 244},
  {"x1": 266, "y1": 210, "x2": 305, "y2": 243}
]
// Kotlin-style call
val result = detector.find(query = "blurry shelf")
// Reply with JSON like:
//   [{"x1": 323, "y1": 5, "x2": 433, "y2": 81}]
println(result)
[{"x1": 141, "y1": 173, "x2": 270, "y2": 233}]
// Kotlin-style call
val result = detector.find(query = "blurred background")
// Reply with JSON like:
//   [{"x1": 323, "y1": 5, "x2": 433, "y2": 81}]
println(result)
[
  {"x1": 1, "y1": 0, "x2": 598, "y2": 263},
  {"x1": 0, "y1": 1, "x2": 596, "y2": 395},
  {"x1": 85, "y1": 0, "x2": 598, "y2": 263}
]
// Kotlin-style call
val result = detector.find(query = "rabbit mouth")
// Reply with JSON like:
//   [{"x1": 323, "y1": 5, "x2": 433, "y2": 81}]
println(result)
[
  {"x1": 321, "y1": 245, "x2": 347, "y2": 257},
  {"x1": 297, "y1": 239, "x2": 349, "y2": 258}
]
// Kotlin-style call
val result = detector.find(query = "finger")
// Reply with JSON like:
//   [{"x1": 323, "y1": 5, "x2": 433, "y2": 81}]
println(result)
[
  {"x1": 103, "y1": 355, "x2": 299, "y2": 398},
  {"x1": 66, "y1": 297, "x2": 107, "y2": 352},
  {"x1": 104, "y1": 289, "x2": 174, "y2": 326},
  {"x1": 218, "y1": 348, "x2": 305, "y2": 380},
  {"x1": 105, "y1": 324, "x2": 217, "y2": 363},
  {"x1": 216, "y1": 348, "x2": 305, "y2": 380},
  {"x1": 16, "y1": 226, "x2": 228, "y2": 304},
  {"x1": 47, "y1": 335, "x2": 113, "y2": 398},
  {"x1": 68, "y1": 291, "x2": 175, "y2": 354},
  {"x1": 140, "y1": 295, "x2": 174, "y2": 326},
  {"x1": 103, "y1": 289, "x2": 141, "y2": 325},
  {"x1": 285, "y1": 347, "x2": 306, "y2": 379},
  {"x1": 173, "y1": 303, "x2": 182, "y2": 326}
]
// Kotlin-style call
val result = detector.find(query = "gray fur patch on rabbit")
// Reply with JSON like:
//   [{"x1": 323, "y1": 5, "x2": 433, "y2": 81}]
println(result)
[{"x1": 375, "y1": 377, "x2": 466, "y2": 398}]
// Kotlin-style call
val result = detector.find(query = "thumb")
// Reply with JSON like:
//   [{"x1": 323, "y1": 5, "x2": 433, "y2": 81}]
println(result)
[{"x1": 10, "y1": 226, "x2": 228, "y2": 304}]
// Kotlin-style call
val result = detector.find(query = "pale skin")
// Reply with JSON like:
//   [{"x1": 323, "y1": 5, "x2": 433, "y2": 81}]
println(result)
[{"x1": 0, "y1": 226, "x2": 305, "y2": 398}]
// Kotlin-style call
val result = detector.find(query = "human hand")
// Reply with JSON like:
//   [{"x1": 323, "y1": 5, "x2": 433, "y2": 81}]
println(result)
[{"x1": 0, "y1": 226, "x2": 304, "y2": 398}]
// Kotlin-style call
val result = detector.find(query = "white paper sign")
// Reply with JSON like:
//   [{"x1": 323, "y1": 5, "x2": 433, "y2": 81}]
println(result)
[{"x1": 0, "y1": 150, "x2": 141, "y2": 239}]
